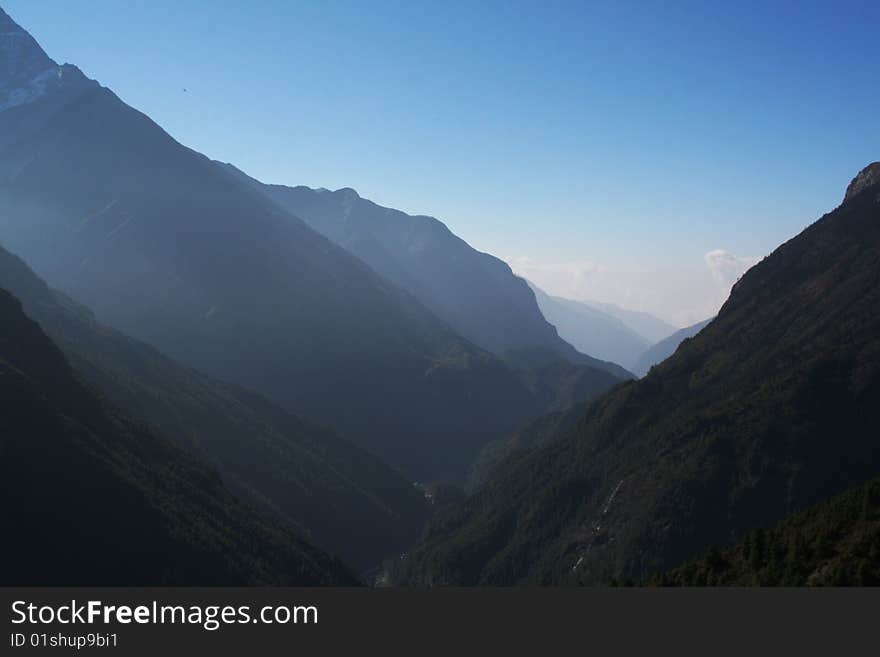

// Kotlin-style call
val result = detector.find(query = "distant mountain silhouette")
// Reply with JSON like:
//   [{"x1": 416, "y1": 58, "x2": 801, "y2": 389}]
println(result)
[
  {"x1": 632, "y1": 317, "x2": 714, "y2": 376},
  {"x1": 395, "y1": 163, "x2": 880, "y2": 585},
  {"x1": 576, "y1": 299, "x2": 677, "y2": 344},
  {"x1": 0, "y1": 285, "x2": 355, "y2": 586},
  {"x1": 0, "y1": 242, "x2": 430, "y2": 571},
  {"x1": 0, "y1": 10, "x2": 622, "y2": 484},
  {"x1": 529, "y1": 283, "x2": 650, "y2": 370},
  {"x1": 217, "y1": 163, "x2": 629, "y2": 378}
]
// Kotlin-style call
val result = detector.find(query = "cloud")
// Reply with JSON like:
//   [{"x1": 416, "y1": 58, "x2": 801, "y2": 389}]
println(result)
[
  {"x1": 703, "y1": 249, "x2": 760, "y2": 290},
  {"x1": 506, "y1": 250, "x2": 761, "y2": 328}
]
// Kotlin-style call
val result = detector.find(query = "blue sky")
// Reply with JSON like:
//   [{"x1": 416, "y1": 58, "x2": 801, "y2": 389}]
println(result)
[{"x1": 4, "y1": 1, "x2": 878, "y2": 323}]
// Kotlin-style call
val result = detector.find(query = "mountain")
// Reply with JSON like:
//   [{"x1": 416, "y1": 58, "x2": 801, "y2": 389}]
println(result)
[
  {"x1": 393, "y1": 163, "x2": 880, "y2": 585},
  {"x1": 656, "y1": 478, "x2": 880, "y2": 586},
  {"x1": 466, "y1": 399, "x2": 591, "y2": 492},
  {"x1": 529, "y1": 283, "x2": 651, "y2": 371},
  {"x1": 632, "y1": 318, "x2": 714, "y2": 376},
  {"x1": 0, "y1": 8, "x2": 621, "y2": 484},
  {"x1": 217, "y1": 163, "x2": 629, "y2": 378},
  {"x1": 0, "y1": 286, "x2": 356, "y2": 586},
  {"x1": 465, "y1": 355, "x2": 625, "y2": 490},
  {"x1": 0, "y1": 243, "x2": 430, "y2": 571},
  {"x1": 0, "y1": 6, "x2": 65, "y2": 112},
  {"x1": 577, "y1": 299, "x2": 677, "y2": 344}
]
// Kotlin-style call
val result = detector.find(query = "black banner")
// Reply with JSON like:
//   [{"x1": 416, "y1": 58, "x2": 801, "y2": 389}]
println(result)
[{"x1": 2, "y1": 587, "x2": 876, "y2": 655}]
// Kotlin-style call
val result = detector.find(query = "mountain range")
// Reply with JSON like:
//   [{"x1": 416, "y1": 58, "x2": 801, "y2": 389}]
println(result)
[
  {"x1": 0, "y1": 7, "x2": 624, "y2": 485},
  {"x1": 528, "y1": 283, "x2": 653, "y2": 371},
  {"x1": 0, "y1": 243, "x2": 430, "y2": 571},
  {"x1": 467, "y1": 317, "x2": 717, "y2": 489},
  {"x1": 219, "y1": 164, "x2": 629, "y2": 376},
  {"x1": 0, "y1": 285, "x2": 356, "y2": 585},
  {"x1": 576, "y1": 299, "x2": 678, "y2": 344},
  {"x1": 394, "y1": 163, "x2": 880, "y2": 585},
  {"x1": 2, "y1": 5, "x2": 878, "y2": 589}
]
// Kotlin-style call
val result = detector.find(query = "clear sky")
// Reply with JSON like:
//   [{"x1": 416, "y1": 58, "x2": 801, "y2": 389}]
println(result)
[{"x1": 4, "y1": 1, "x2": 878, "y2": 325}]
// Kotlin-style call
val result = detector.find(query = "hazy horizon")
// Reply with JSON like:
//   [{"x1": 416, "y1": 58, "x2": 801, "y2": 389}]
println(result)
[{"x1": 5, "y1": 0, "x2": 876, "y2": 325}]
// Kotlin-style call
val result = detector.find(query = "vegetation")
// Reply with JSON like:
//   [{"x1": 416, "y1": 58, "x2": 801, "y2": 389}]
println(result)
[
  {"x1": 394, "y1": 175, "x2": 880, "y2": 586},
  {"x1": 0, "y1": 243, "x2": 430, "y2": 571},
  {"x1": 656, "y1": 478, "x2": 880, "y2": 586},
  {"x1": 466, "y1": 399, "x2": 593, "y2": 491},
  {"x1": 0, "y1": 288, "x2": 356, "y2": 585}
]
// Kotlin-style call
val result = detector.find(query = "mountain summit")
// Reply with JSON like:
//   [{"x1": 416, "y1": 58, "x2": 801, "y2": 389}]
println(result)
[
  {"x1": 845, "y1": 161, "x2": 880, "y2": 202},
  {"x1": 0, "y1": 7, "x2": 66, "y2": 112}
]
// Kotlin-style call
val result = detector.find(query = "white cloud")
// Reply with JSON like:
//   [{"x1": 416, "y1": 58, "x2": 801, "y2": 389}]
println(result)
[
  {"x1": 704, "y1": 249, "x2": 760, "y2": 290},
  {"x1": 506, "y1": 249, "x2": 761, "y2": 328}
]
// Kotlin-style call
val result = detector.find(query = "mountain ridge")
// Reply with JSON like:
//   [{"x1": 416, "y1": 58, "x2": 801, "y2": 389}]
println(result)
[
  {"x1": 0, "y1": 241, "x2": 431, "y2": 571},
  {"x1": 0, "y1": 11, "x2": 623, "y2": 484},
  {"x1": 215, "y1": 162, "x2": 631, "y2": 379},
  {"x1": 528, "y1": 282, "x2": 651, "y2": 370},
  {"x1": 0, "y1": 285, "x2": 357, "y2": 585},
  {"x1": 393, "y1": 165, "x2": 880, "y2": 585},
  {"x1": 632, "y1": 317, "x2": 714, "y2": 377}
]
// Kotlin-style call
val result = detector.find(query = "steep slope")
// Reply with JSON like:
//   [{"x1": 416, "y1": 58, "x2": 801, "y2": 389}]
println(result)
[
  {"x1": 466, "y1": 399, "x2": 591, "y2": 492},
  {"x1": 0, "y1": 243, "x2": 430, "y2": 571},
  {"x1": 578, "y1": 299, "x2": 677, "y2": 344},
  {"x1": 462, "y1": 352, "x2": 627, "y2": 490},
  {"x1": 0, "y1": 5, "x2": 65, "y2": 111},
  {"x1": 529, "y1": 283, "x2": 650, "y2": 370},
  {"x1": 0, "y1": 287, "x2": 356, "y2": 586},
  {"x1": 656, "y1": 478, "x2": 880, "y2": 586},
  {"x1": 632, "y1": 317, "x2": 714, "y2": 376},
  {"x1": 0, "y1": 9, "x2": 619, "y2": 483},
  {"x1": 395, "y1": 163, "x2": 880, "y2": 585},
  {"x1": 465, "y1": 353, "x2": 625, "y2": 491},
  {"x1": 218, "y1": 163, "x2": 628, "y2": 377}
]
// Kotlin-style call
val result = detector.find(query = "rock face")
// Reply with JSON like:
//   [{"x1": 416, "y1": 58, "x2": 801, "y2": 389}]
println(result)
[{"x1": 844, "y1": 162, "x2": 880, "y2": 202}]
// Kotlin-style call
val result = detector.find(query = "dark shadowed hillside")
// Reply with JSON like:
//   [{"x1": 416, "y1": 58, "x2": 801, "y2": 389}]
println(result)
[
  {"x1": 633, "y1": 317, "x2": 714, "y2": 376},
  {"x1": 0, "y1": 287, "x2": 356, "y2": 586},
  {"x1": 0, "y1": 243, "x2": 430, "y2": 571},
  {"x1": 656, "y1": 478, "x2": 880, "y2": 586},
  {"x1": 394, "y1": 163, "x2": 880, "y2": 585},
  {"x1": 466, "y1": 400, "x2": 591, "y2": 492},
  {"x1": 0, "y1": 9, "x2": 621, "y2": 484},
  {"x1": 466, "y1": 354, "x2": 625, "y2": 490}
]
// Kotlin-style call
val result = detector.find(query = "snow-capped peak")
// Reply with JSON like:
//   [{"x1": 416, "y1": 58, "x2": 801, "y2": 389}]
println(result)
[{"x1": 1, "y1": 7, "x2": 63, "y2": 112}]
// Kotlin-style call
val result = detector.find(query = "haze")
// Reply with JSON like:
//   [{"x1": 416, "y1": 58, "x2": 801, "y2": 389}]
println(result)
[{"x1": 6, "y1": 0, "x2": 877, "y2": 325}]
